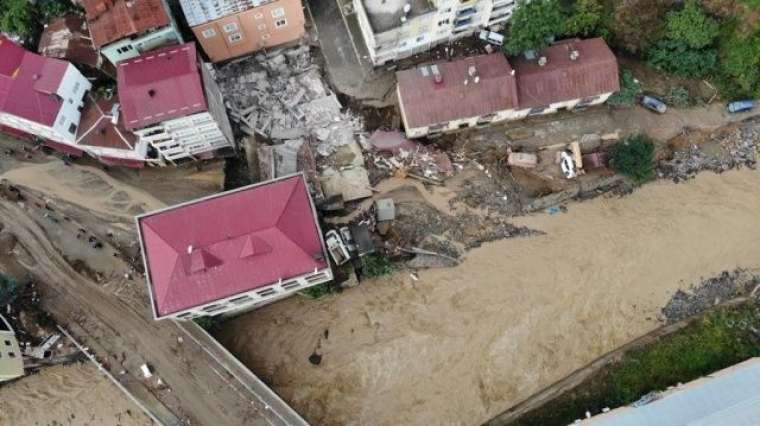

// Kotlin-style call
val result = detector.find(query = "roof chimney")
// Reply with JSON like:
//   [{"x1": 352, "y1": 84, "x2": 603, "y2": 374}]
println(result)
[
  {"x1": 570, "y1": 50, "x2": 580, "y2": 61},
  {"x1": 538, "y1": 56, "x2": 547, "y2": 67}
]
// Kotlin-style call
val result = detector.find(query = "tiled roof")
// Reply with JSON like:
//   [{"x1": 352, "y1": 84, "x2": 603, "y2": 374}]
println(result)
[
  {"x1": 117, "y1": 43, "x2": 207, "y2": 130},
  {"x1": 512, "y1": 38, "x2": 620, "y2": 109},
  {"x1": 0, "y1": 37, "x2": 68, "y2": 127},
  {"x1": 137, "y1": 175, "x2": 329, "y2": 318},
  {"x1": 76, "y1": 93, "x2": 137, "y2": 151},
  {"x1": 396, "y1": 53, "x2": 519, "y2": 129},
  {"x1": 82, "y1": 0, "x2": 171, "y2": 48}
]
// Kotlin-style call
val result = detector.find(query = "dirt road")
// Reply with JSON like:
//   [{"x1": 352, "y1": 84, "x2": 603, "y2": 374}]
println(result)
[
  {"x1": 218, "y1": 167, "x2": 760, "y2": 426},
  {"x1": 0, "y1": 160, "x2": 300, "y2": 426}
]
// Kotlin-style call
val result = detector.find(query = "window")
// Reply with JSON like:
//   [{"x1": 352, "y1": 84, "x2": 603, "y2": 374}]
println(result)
[
  {"x1": 438, "y1": 19, "x2": 450, "y2": 26},
  {"x1": 229, "y1": 295, "x2": 253, "y2": 304},
  {"x1": 416, "y1": 35, "x2": 425, "y2": 43},
  {"x1": 222, "y1": 22, "x2": 239, "y2": 33},
  {"x1": 73, "y1": 82, "x2": 80, "y2": 92},
  {"x1": 257, "y1": 288, "x2": 276, "y2": 297},
  {"x1": 202, "y1": 28, "x2": 217, "y2": 38},
  {"x1": 3, "y1": 340, "x2": 10, "y2": 346},
  {"x1": 528, "y1": 107, "x2": 545, "y2": 116},
  {"x1": 271, "y1": 7, "x2": 285, "y2": 18},
  {"x1": 281, "y1": 281, "x2": 301, "y2": 290},
  {"x1": 68, "y1": 98, "x2": 73, "y2": 104},
  {"x1": 228, "y1": 33, "x2": 243, "y2": 43},
  {"x1": 458, "y1": 122, "x2": 470, "y2": 129},
  {"x1": 68, "y1": 123, "x2": 77, "y2": 134},
  {"x1": 8, "y1": 352, "x2": 15, "y2": 358},
  {"x1": 275, "y1": 18, "x2": 287, "y2": 28}
]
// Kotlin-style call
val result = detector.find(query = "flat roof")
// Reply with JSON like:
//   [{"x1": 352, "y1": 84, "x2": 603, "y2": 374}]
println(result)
[{"x1": 137, "y1": 174, "x2": 329, "y2": 318}]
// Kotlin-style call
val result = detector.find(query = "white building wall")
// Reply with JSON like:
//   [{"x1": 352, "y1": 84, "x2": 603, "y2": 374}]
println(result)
[
  {"x1": 82, "y1": 139, "x2": 150, "y2": 162},
  {"x1": 52, "y1": 65, "x2": 92, "y2": 144},
  {"x1": 166, "y1": 267, "x2": 334, "y2": 320},
  {"x1": 101, "y1": 26, "x2": 183, "y2": 65},
  {"x1": 134, "y1": 111, "x2": 233, "y2": 163},
  {"x1": 0, "y1": 112, "x2": 56, "y2": 141}
]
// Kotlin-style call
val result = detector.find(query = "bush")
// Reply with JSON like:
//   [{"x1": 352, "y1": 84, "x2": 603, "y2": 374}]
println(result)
[
  {"x1": 503, "y1": 0, "x2": 565, "y2": 55},
  {"x1": 193, "y1": 316, "x2": 221, "y2": 331},
  {"x1": 361, "y1": 254, "x2": 394, "y2": 278},
  {"x1": 664, "y1": 86, "x2": 693, "y2": 108},
  {"x1": 716, "y1": 29, "x2": 760, "y2": 98},
  {"x1": 664, "y1": 0, "x2": 721, "y2": 49},
  {"x1": 565, "y1": 0, "x2": 605, "y2": 38},
  {"x1": 611, "y1": 134, "x2": 655, "y2": 184},
  {"x1": 0, "y1": 274, "x2": 18, "y2": 306},
  {"x1": 0, "y1": 0, "x2": 36, "y2": 38},
  {"x1": 646, "y1": 39, "x2": 718, "y2": 77},
  {"x1": 300, "y1": 282, "x2": 337, "y2": 299},
  {"x1": 607, "y1": 69, "x2": 641, "y2": 107}
]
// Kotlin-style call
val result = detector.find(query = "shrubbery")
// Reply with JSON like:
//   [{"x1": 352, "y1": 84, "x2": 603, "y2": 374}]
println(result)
[
  {"x1": 607, "y1": 69, "x2": 641, "y2": 107},
  {"x1": 503, "y1": 0, "x2": 565, "y2": 55},
  {"x1": 611, "y1": 134, "x2": 655, "y2": 183}
]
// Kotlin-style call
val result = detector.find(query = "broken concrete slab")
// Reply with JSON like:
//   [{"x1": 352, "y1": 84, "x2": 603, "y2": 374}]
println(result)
[{"x1": 320, "y1": 166, "x2": 372, "y2": 202}]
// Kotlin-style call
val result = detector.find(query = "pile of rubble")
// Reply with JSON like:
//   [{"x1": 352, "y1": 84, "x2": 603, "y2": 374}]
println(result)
[
  {"x1": 661, "y1": 270, "x2": 760, "y2": 323},
  {"x1": 365, "y1": 131, "x2": 454, "y2": 184},
  {"x1": 658, "y1": 120, "x2": 759, "y2": 182}
]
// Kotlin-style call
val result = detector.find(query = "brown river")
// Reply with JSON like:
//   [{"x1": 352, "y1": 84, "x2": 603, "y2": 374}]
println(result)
[{"x1": 219, "y1": 167, "x2": 760, "y2": 426}]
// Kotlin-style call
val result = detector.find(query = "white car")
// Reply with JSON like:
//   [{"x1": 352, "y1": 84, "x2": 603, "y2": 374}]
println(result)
[{"x1": 560, "y1": 151, "x2": 577, "y2": 179}]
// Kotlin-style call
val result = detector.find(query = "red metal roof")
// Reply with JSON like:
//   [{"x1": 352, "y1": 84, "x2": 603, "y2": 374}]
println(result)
[
  {"x1": 512, "y1": 38, "x2": 620, "y2": 109},
  {"x1": 82, "y1": 0, "x2": 171, "y2": 48},
  {"x1": 396, "y1": 54, "x2": 519, "y2": 129},
  {"x1": 38, "y1": 15, "x2": 101, "y2": 69},
  {"x1": 137, "y1": 175, "x2": 329, "y2": 318},
  {"x1": 117, "y1": 43, "x2": 207, "y2": 130},
  {"x1": 76, "y1": 93, "x2": 137, "y2": 150},
  {"x1": 0, "y1": 37, "x2": 68, "y2": 127}
]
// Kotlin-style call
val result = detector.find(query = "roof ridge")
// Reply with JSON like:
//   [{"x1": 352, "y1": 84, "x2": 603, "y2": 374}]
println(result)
[{"x1": 273, "y1": 176, "x2": 301, "y2": 224}]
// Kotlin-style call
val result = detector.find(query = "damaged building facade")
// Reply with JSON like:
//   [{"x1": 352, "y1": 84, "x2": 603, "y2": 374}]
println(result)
[
  {"x1": 179, "y1": 0, "x2": 306, "y2": 62},
  {"x1": 354, "y1": 0, "x2": 516, "y2": 65},
  {"x1": 117, "y1": 43, "x2": 235, "y2": 164},
  {"x1": 137, "y1": 174, "x2": 333, "y2": 320},
  {"x1": 82, "y1": 0, "x2": 183, "y2": 65},
  {"x1": 0, "y1": 37, "x2": 92, "y2": 152},
  {"x1": 397, "y1": 38, "x2": 620, "y2": 138}
]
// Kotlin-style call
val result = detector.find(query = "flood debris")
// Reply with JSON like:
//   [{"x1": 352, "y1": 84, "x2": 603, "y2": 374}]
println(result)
[{"x1": 661, "y1": 270, "x2": 760, "y2": 323}]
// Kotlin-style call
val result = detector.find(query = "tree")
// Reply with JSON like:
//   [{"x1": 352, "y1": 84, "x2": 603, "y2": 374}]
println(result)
[
  {"x1": 565, "y1": 0, "x2": 604, "y2": 38},
  {"x1": 503, "y1": 0, "x2": 565, "y2": 56},
  {"x1": 0, "y1": 274, "x2": 18, "y2": 306},
  {"x1": 611, "y1": 134, "x2": 655, "y2": 184},
  {"x1": 646, "y1": 39, "x2": 718, "y2": 77},
  {"x1": 717, "y1": 29, "x2": 760, "y2": 98},
  {"x1": 0, "y1": 0, "x2": 36, "y2": 38},
  {"x1": 610, "y1": 0, "x2": 669, "y2": 53},
  {"x1": 607, "y1": 69, "x2": 642, "y2": 107},
  {"x1": 664, "y1": 0, "x2": 720, "y2": 49}
]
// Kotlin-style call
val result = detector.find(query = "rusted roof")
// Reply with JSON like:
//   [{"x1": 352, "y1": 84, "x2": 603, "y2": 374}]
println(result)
[
  {"x1": 512, "y1": 38, "x2": 620, "y2": 109},
  {"x1": 82, "y1": 0, "x2": 171, "y2": 48},
  {"x1": 396, "y1": 54, "x2": 519, "y2": 129},
  {"x1": 38, "y1": 15, "x2": 100, "y2": 69},
  {"x1": 76, "y1": 93, "x2": 137, "y2": 150}
]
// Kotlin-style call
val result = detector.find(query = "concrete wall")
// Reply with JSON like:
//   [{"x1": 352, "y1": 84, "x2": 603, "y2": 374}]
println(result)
[{"x1": 191, "y1": 0, "x2": 305, "y2": 62}]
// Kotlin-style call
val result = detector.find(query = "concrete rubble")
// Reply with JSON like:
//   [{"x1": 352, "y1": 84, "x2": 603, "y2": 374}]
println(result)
[{"x1": 367, "y1": 131, "x2": 453, "y2": 183}]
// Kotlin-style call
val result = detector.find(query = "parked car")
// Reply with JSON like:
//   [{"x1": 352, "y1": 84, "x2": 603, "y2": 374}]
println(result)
[
  {"x1": 727, "y1": 100, "x2": 756, "y2": 114},
  {"x1": 641, "y1": 95, "x2": 667, "y2": 114}
]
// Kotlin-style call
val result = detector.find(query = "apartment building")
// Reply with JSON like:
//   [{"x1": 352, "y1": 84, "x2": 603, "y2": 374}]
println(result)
[
  {"x1": 117, "y1": 43, "x2": 235, "y2": 164},
  {"x1": 137, "y1": 174, "x2": 333, "y2": 320},
  {"x1": 0, "y1": 37, "x2": 92, "y2": 153},
  {"x1": 179, "y1": 0, "x2": 306, "y2": 62},
  {"x1": 82, "y1": 0, "x2": 183, "y2": 65},
  {"x1": 397, "y1": 38, "x2": 620, "y2": 138},
  {"x1": 354, "y1": 0, "x2": 516, "y2": 65}
]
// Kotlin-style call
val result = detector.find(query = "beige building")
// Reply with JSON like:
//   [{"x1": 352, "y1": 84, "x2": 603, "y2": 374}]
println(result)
[
  {"x1": 354, "y1": 0, "x2": 516, "y2": 65},
  {"x1": 397, "y1": 38, "x2": 620, "y2": 138},
  {"x1": 0, "y1": 314, "x2": 23, "y2": 382},
  {"x1": 180, "y1": 0, "x2": 306, "y2": 62}
]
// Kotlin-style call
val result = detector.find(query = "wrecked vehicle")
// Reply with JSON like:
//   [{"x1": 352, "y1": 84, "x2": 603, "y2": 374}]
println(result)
[
  {"x1": 560, "y1": 151, "x2": 577, "y2": 179},
  {"x1": 325, "y1": 230, "x2": 351, "y2": 266}
]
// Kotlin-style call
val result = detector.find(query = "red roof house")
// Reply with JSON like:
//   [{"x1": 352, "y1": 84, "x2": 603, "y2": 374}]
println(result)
[
  {"x1": 116, "y1": 43, "x2": 234, "y2": 163},
  {"x1": 137, "y1": 174, "x2": 332, "y2": 320},
  {"x1": 0, "y1": 37, "x2": 92, "y2": 150}
]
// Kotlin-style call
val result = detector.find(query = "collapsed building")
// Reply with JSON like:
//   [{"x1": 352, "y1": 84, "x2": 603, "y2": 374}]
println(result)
[
  {"x1": 179, "y1": 0, "x2": 306, "y2": 62},
  {"x1": 353, "y1": 0, "x2": 516, "y2": 65},
  {"x1": 396, "y1": 38, "x2": 620, "y2": 138},
  {"x1": 38, "y1": 15, "x2": 102, "y2": 75}
]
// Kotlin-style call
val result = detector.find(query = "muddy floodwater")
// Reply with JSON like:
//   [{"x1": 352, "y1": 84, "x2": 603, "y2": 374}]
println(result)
[{"x1": 221, "y1": 168, "x2": 760, "y2": 426}]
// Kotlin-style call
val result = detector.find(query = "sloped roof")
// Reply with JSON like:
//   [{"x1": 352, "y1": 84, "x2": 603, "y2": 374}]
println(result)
[
  {"x1": 38, "y1": 15, "x2": 101, "y2": 69},
  {"x1": 137, "y1": 174, "x2": 329, "y2": 318},
  {"x1": 396, "y1": 53, "x2": 519, "y2": 129},
  {"x1": 117, "y1": 43, "x2": 207, "y2": 130},
  {"x1": 0, "y1": 37, "x2": 68, "y2": 127},
  {"x1": 82, "y1": 0, "x2": 171, "y2": 48},
  {"x1": 76, "y1": 93, "x2": 137, "y2": 151},
  {"x1": 513, "y1": 38, "x2": 620, "y2": 109}
]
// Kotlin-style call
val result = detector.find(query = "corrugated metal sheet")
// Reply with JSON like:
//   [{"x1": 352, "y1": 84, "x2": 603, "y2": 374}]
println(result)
[
  {"x1": 82, "y1": 0, "x2": 171, "y2": 48},
  {"x1": 137, "y1": 175, "x2": 329, "y2": 317},
  {"x1": 582, "y1": 358, "x2": 760, "y2": 426},
  {"x1": 117, "y1": 43, "x2": 207, "y2": 130},
  {"x1": 512, "y1": 38, "x2": 620, "y2": 109},
  {"x1": 396, "y1": 53, "x2": 519, "y2": 129}
]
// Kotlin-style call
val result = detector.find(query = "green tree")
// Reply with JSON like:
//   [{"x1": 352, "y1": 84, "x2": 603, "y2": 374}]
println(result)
[
  {"x1": 610, "y1": 0, "x2": 668, "y2": 53},
  {"x1": 503, "y1": 0, "x2": 565, "y2": 55},
  {"x1": 0, "y1": 0, "x2": 36, "y2": 38},
  {"x1": 607, "y1": 68, "x2": 641, "y2": 107},
  {"x1": 565, "y1": 0, "x2": 604, "y2": 38},
  {"x1": 665, "y1": 0, "x2": 721, "y2": 48},
  {"x1": 646, "y1": 39, "x2": 718, "y2": 77},
  {"x1": 611, "y1": 134, "x2": 655, "y2": 184},
  {"x1": 717, "y1": 29, "x2": 760, "y2": 98}
]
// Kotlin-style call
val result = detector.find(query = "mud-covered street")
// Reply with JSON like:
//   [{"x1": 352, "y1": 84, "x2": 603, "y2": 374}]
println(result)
[{"x1": 218, "y1": 166, "x2": 760, "y2": 425}]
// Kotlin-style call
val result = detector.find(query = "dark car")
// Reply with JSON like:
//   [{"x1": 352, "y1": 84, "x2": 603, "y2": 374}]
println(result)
[
  {"x1": 641, "y1": 95, "x2": 667, "y2": 114},
  {"x1": 727, "y1": 100, "x2": 756, "y2": 114}
]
